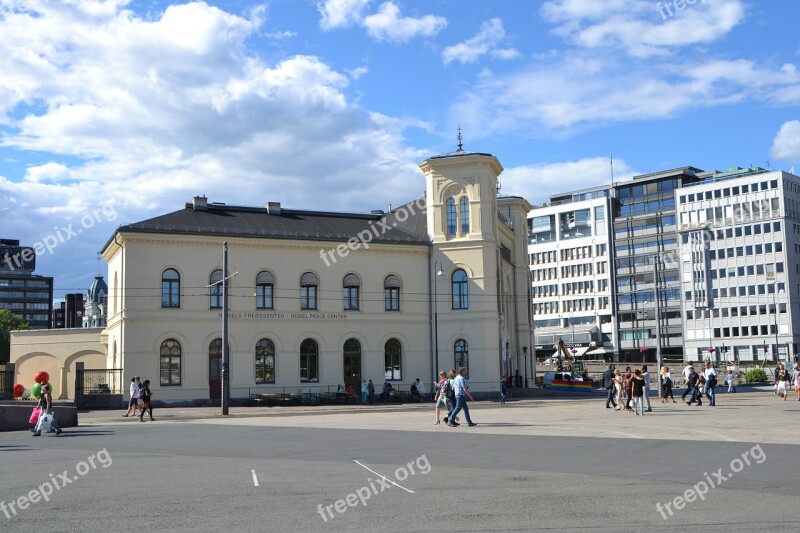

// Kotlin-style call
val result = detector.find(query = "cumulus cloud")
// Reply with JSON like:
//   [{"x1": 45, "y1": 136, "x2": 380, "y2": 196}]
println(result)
[
  {"x1": 442, "y1": 18, "x2": 519, "y2": 65},
  {"x1": 502, "y1": 156, "x2": 637, "y2": 207},
  {"x1": 317, "y1": 0, "x2": 370, "y2": 30},
  {"x1": 0, "y1": 0, "x2": 426, "y2": 290},
  {"x1": 541, "y1": 0, "x2": 746, "y2": 57},
  {"x1": 771, "y1": 121, "x2": 800, "y2": 162},
  {"x1": 363, "y1": 1, "x2": 446, "y2": 42}
]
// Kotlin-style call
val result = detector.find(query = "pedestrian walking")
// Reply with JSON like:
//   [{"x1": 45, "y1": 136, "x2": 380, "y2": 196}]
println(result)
[
  {"x1": 603, "y1": 364, "x2": 617, "y2": 409},
  {"x1": 447, "y1": 367, "x2": 476, "y2": 427},
  {"x1": 138, "y1": 379, "x2": 155, "y2": 421},
  {"x1": 32, "y1": 383, "x2": 61, "y2": 436},
  {"x1": 123, "y1": 376, "x2": 140, "y2": 417},
  {"x1": 794, "y1": 364, "x2": 800, "y2": 401},
  {"x1": 681, "y1": 363, "x2": 694, "y2": 401},
  {"x1": 703, "y1": 361, "x2": 717, "y2": 406},
  {"x1": 660, "y1": 366, "x2": 675, "y2": 402},
  {"x1": 631, "y1": 369, "x2": 646, "y2": 415},
  {"x1": 443, "y1": 369, "x2": 459, "y2": 425},
  {"x1": 623, "y1": 367, "x2": 633, "y2": 411},
  {"x1": 361, "y1": 379, "x2": 368, "y2": 404},
  {"x1": 726, "y1": 370, "x2": 737, "y2": 393},
  {"x1": 642, "y1": 365, "x2": 652, "y2": 412},
  {"x1": 500, "y1": 375, "x2": 508, "y2": 404},
  {"x1": 613, "y1": 370, "x2": 624, "y2": 410},
  {"x1": 685, "y1": 367, "x2": 701, "y2": 406},
  {"x1": 434, "y1": 371, "x2": 449, "y2": 424},
  {"x1": 776, "y1": 364, "x2": 789, "y2": 400}
]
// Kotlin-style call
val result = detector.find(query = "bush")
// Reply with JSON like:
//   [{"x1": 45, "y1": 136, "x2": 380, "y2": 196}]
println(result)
[{"x1": 744, "y1": 369, "x2": 768, "y2": 383}]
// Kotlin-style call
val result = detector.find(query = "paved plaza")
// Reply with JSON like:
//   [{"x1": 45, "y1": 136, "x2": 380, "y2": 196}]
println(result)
[{"x1": 1, "y1": 386, "x2": 798, "y2": 532}]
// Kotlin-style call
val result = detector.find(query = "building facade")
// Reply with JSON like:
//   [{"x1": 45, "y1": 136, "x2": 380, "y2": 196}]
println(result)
[
  {"x1": 527, "y1": 189, "x2": 616, "y2": 361},
  {"x1": 0, "y1": 238, "x2": 53, "y2": 330},
  {"x1": 677, "y1": 167, "x2": 800, "y2": 362},
  {"x1": 94, "y1": 149, "x2": 532, "y2": 403}
]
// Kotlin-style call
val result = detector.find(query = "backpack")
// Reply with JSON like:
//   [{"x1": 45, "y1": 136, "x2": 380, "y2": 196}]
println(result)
[{"x1": 439, "y1": 379, "x2": 452, "y2": 398}]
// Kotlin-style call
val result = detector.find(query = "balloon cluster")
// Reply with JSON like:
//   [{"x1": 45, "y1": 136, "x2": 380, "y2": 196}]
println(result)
[{"x1": 13, "y1": 370, "x2": 51, "y2": 399}]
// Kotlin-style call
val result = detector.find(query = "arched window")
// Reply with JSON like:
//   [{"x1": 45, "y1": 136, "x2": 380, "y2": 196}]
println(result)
[
  {"x1": 446, "y1": 197, "x2": 457, "y2": 235},
  {"x1": 210, "y1": 269, "x2": 223, "y2": 309},
  {"x1": 256, "y1": 271, "x2": 274, "y2": 310},
  {"x1": 452, "y1": 269, "x2": 469, "y2": 309},
  {"x1": 161, "y1": 269, "x2": 180, "y2": 308},
  {"x1": 160, "y1": 339, "x2": 181, "y2": 386},
  {"x1": 300, "y1": 338, "x2": 319, "y2": 382},
  {"x1": 255, "y1": 339, "x2": 275, "y2": 384},
  {"x1": 300, "y1": 272, "x2": 318, "y2": 310},
  {"x1": 384, "y1": 338, "x2": 402, "y2": 381},
  {"x1": 460, "y1": 197, "x2": 470, "y2": 233},
  {"x1": 343, "y1": 273, "x2": 360, "y2": 311},
  {"x1": 454, "y1": 339, "x2": 469, "y2": 374},
  {"x1": 384, "y1": 275, "x2": 401, "y2": 311}
]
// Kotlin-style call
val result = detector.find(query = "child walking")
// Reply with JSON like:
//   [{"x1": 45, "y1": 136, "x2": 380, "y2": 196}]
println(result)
[{"x1": 726, "y1": 370, "x2": 736, "y2": 393}]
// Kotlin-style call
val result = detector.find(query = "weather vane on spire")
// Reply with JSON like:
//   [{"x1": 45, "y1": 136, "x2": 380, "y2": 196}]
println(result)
[{"x1": 456, "y1": 125, "x2": 464, "y2": 152}]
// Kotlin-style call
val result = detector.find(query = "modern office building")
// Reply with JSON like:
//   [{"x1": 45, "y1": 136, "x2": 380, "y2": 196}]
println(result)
[
  {"x1": 0, "y1": 238, "x2": 53, "y2": 330},
  {"x1": 528, "y1": 188, "x2": 616, "y2": 361},
  {"x1": 676, "y1": 167, "x2": 800, "y2": 362},
  {"x1": 52, "y1": 293, "x2": 84, "y2": 329}
]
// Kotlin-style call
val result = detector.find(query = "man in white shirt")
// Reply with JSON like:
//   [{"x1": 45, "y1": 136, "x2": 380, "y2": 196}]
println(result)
[
  {"x1": 447, "y1": 368, "x2": 477, "y2": 427},
  {"x1": 123, "y1": 376, "x2": 140, "y2": 417},
  {"x1": 703, "y1": 361, "x2": 717, "y2": 406},
  {"x1": 681, "y1": 363, "x2": 693, "y2": 401},
  {"x1": 642, "y1": 365, "x2": 652, "y2": 412},
  {"x1": 414, "y1": 378, "x2": 426, "y2": 402}
]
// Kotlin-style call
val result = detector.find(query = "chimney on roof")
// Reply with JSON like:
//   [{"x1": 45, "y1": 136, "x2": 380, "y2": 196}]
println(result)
[
  {"x1": 371, "y1": 210, "x2": 384, "y2": 215},
  {"x1": 266, "y1": 202, "x2": 281, "y2": 215},
  {"x1": 192, "y1": 196, "x2": 208, "y2": 211}
]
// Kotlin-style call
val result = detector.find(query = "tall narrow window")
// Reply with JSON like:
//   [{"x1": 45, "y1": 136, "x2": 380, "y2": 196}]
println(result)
[
  {"x1": 300, "y1": 338, "x2": 319, "y2": 382},
  {"x1": 384, "y1": 338, "x2": 402, "y2": 381},
  {"x1": 384, "y1": 275, "x2": 401, "y2": 311},
  {"x1": 454, "y1": 339, "x2": 469, "y2": 374},
  {"x1": 159, "y1": 339, "x2": 181, "y2": 386},
  {"x1": 343, "y1": 273, "x2": 360, "y2": 311},
  {"x1": 161, "y1": 269, "x2": 180, "y2": 308},
  {"x1": 460, "y1": 196, "x2": 470, "y2": 233},
  {"x1": 209, "y1": 269, "x2": 223, "y2": 309},
  {"x1": 255, "y1": 338, "x2": 275, "y2": 384},
  {"x1": 452, "y1": 269, "x2": 469, "y2": 309},
  {"x1": 300, "y1": 272, "x2": 318, "y2": 310},
  {"x1": 446, "y1": 197, "x2": 457, "y2": 235},
  {"x1": 256, "y1": 271, "x2": 274, "y2": 309}
]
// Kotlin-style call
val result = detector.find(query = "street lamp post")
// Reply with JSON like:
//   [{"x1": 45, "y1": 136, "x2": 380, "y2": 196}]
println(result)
[
  {"x1": 433, "y1": 260, "x2": 445, "y2": 376},
  {"x1": 523, "y1": 346, "x2": 529, "y2": 388},
  {"x1": 773, "y1": 285, "x2": 784, "y2": 362}
]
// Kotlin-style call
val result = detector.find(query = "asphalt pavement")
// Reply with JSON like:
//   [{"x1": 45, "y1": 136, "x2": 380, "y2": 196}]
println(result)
[{"x1": 1, "y1": 387, "x2": 797, "y2": 532}]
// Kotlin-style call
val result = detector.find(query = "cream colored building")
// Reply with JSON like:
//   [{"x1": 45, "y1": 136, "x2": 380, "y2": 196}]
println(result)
[{"x1": 13, "y1": 149, "x2": 533, "y2": 402}]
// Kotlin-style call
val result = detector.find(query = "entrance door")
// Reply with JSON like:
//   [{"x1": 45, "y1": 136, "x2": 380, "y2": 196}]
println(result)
[
  {"x1": 343, "y1": 339, "x2": 361, "y2": 394},
  {"x1": 209, "y1": 339, "x2": 222, "y2": 403}
]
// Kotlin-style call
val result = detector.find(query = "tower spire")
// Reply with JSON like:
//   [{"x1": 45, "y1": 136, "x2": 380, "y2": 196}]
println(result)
[{"x1": 456, "y1": 126, "x2": 463, "y2": 152}]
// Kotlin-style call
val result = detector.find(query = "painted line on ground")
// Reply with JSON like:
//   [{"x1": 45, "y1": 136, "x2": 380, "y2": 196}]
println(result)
[
  {"x1": 252, "y1": 469, "x2": 259, "y2": 487},
  {"x1": 353, "y1": 460, "x2": 414, "y2": 493}
]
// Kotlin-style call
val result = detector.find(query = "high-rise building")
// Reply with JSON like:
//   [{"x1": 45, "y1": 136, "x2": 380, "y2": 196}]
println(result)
[
  {"x1": 52, "y1": 293, "x2": 84, "y2": 329},
  {"x1": 0, "y1": 238, "x2": 53, "y2": 329},
  {"x1": 676, "y1": 167, "x2": 799, "y2": 362},
  {"x1": 528, "y1": 187, "x2": 616, "y2": 362}
]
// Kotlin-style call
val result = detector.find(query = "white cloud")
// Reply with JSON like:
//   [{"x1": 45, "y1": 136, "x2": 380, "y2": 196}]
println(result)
[
  {"x1": 362, "y1": 1, "x2": 446, "y2": 43},
  {"x1": 347, "y1": 66, "x2": 369, "y2": 80},
  {"x1": 502, "y1": 157, "x2": 637, "y2": 207},
  {"x1": 442, "y1": 18, "x2": 518, "y2": 65},
  {"x1": 0, "y1": 0, "x2": 427, "y2": 290},
  {"x1": 317, "y1": 0, "x2": 370, "y2": 30},
  {"x1": 771, "y1": 121, "x2": 800, "y2": 162},
  {"x1": 541, "y1": 0, "x2": 746, "y2": 57},
  {"x1": 449, "y1": 55, "x2": 800, "y2": 139}
]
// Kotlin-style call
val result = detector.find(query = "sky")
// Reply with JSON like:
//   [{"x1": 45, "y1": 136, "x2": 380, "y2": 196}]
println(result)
[{"x1": 1, "y1": 0, "x2": 799, "y2": 298}]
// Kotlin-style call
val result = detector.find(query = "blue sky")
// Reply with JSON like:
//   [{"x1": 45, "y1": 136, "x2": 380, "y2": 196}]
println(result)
[{"x1": 1, "y1": 0, "x2": 799, "y2": 298}]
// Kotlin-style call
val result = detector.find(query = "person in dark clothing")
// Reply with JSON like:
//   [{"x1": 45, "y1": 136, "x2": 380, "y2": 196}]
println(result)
[
  {"x1": 685, "y1": 367, "x2": 701, "y2": 405},
  {"x1": 603, "y1": 365, "x2": 617, "y2": 408},
  {"x1": 623, "y1": 367, "x2": 633, "y2": 411},
  {"x1": 687, "y1": 371, "x2": 703, "y2": 406},
  {"x1": 631, "y1": 369, "x2": 646, "y2": 415},
  {"x1": 367, "y1": 379, "x2": 375, "y2": 404},
  {"x1": 138, "y1": 380, "x2": 155, "y2": 421},
  {"x1": 681, "y1": 366, "x2": 696, "y2": 401}
]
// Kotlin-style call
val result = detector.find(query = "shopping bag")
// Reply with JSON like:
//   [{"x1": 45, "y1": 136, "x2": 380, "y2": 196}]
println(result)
[
  {"x1": 35, "y1": 412, "x2": 53, "y2": 433},
  {"x1": 29, "y1": 406, "x2": 42, "y2": 424}
]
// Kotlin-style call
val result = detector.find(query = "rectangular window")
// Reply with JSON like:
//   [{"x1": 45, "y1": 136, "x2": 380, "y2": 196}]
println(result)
[
  {"x1": 256, "y1": 285, "x2": 273, "y2": 310},
  {"x1": 300, "y1": 354, "x2": 319, "y2": 383},
  {"x1": 385, "y1": 288, "x2": 400, "y2": 311},
  {"x1": 301, "y1": 286, "x2": 317, "y2": 310},
  {"x1": 343, "y1": 287, "x2": 359, "y2": 310}
]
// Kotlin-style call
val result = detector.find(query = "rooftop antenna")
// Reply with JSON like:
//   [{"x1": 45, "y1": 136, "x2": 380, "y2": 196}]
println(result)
[
  {"x1": 456, "y1": 125, "x2": 464, "y2": 152},
  {"x1": 610, "y1": 149, "x2": 615, "y2": 188}
]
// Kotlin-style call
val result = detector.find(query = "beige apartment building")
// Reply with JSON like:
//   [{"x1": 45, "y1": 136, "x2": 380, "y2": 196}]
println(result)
[{"x1": 70, "y1": 148, "x2": 532, "y2": 403}]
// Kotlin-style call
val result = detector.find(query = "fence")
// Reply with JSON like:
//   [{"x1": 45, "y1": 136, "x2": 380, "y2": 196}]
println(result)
[
  {"x1": 75, "y1": 364, "x2": 123, "y2": 409},
  {"x1": 0, "y1": 370, "x2": 5, "y2": 399}
]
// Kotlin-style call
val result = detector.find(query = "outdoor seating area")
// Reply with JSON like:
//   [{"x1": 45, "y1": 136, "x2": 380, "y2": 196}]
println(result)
[{"x1": 247, "y1": 386, "x2": 424, "y2": 407}]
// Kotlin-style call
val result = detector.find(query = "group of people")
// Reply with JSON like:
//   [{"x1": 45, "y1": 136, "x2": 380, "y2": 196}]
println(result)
[
  {"x1": 773, "y1": 362, "x2": 800, "y2": 400},
  {"x1": 433, "y1": 367, "x2": 477, "y2": 427},
  {"x1": 602, "y1": 364, "x2": 653, "y2": 415},
  {"x1": 122, "y1": 376, "x2": 155, "y2": 421}
]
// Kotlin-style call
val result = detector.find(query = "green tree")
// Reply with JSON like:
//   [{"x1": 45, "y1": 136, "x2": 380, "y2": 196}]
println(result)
[{"x1": 0, "y1": 309, "x2": 29, "y2": 364}]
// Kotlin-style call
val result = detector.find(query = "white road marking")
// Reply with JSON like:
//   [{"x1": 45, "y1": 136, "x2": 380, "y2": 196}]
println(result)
[
  {"x1": 353, "y1": 460, "x2": 414, "y2": 494},
  {"x1": 251, "y1": 470, "x2": 259, "y2": 487}
]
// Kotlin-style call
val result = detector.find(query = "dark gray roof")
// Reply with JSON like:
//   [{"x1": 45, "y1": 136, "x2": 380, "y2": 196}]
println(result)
[
  {"x1": 428, "y1": 149, "x2": 493, "y2": 160},
  {"x1": 104, "y1": 199, "x2": 430, "y2": 251}
]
